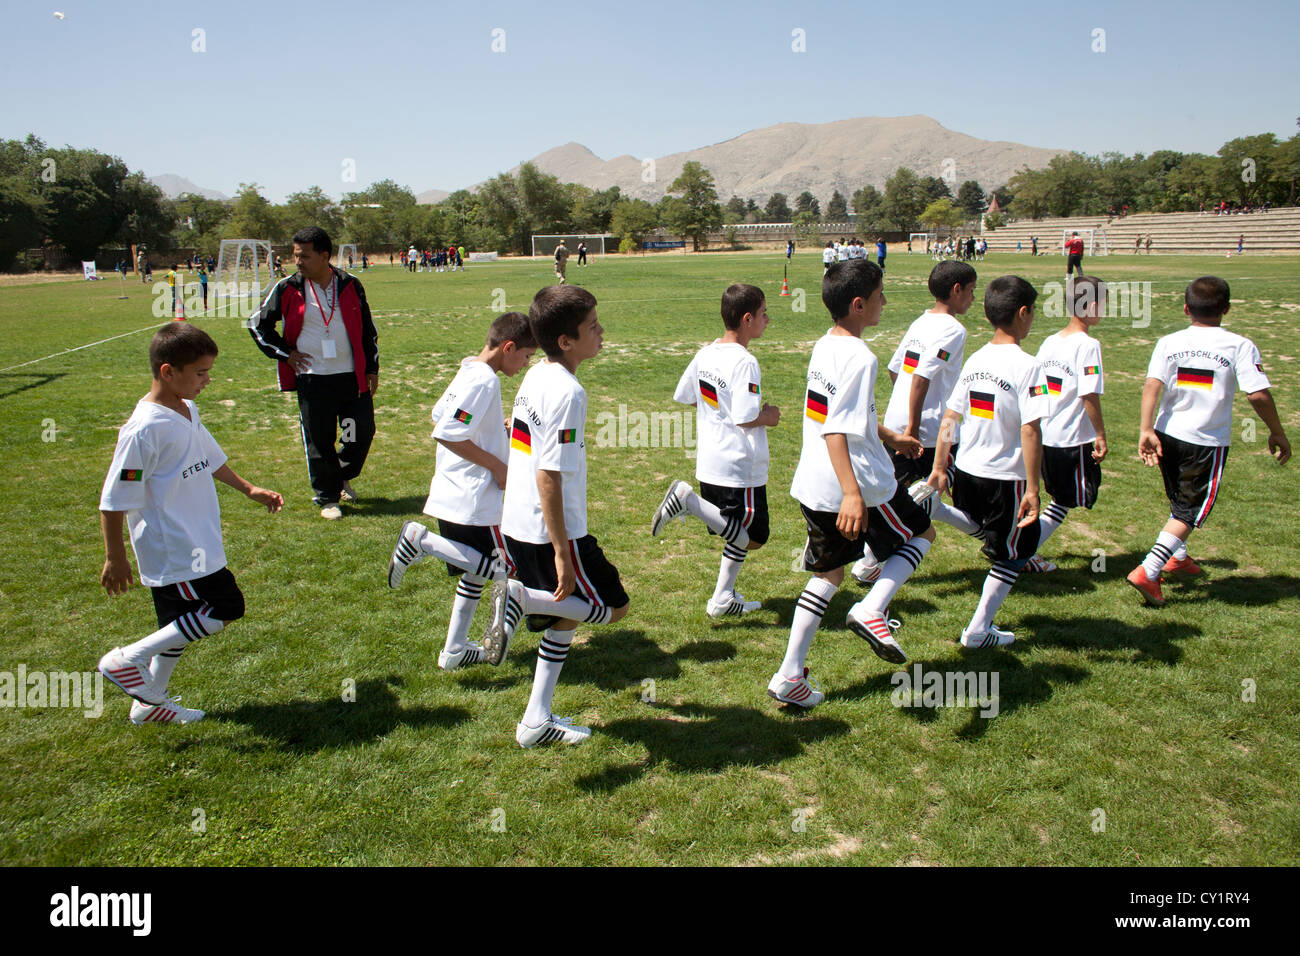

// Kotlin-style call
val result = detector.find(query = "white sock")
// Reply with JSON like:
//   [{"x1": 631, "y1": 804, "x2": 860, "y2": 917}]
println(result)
[
  {"x1": 967, "y1": 562, "x2": 1018, "y2": 634},
  {"x1": 149, "y1": 647, "x2": 184, "y2": 693},
  {"x1": 1038, "y1": 501, "x2": 1071, "y2": 548},
  {"x1": 779, "y1": 577, "x2": 838, "y2": 677},
  {"x1": 1171, "y1": 540, "x2": 1188, "y2": 560},
  {"x1": 443, "y1": 574, "x2": 486, "y2": 654},
  {"x1": 524, "y1": 629, "x2": 573, "y2": 726},
  {"x1": 858, "y1": 537, "x2": 931, "y2": 616},
  {"x1": 931, "y1": 499, "x2": 980, "y2": 536},
  {"x1": 416, "y1": 529, "x2": 496, "y2": 578},
  {"x1": 713, "y1": 542, "x2": 747, "y2": 601},
  {"x1": 125, "y1": 605, "x2": 224, "y2": 661},
  {"x1": 520, "y1": 584, "x2": 612, "y2": 625},
  {"x1": 684, "y1": 491, "x2": 750, "y2": 547},
  {"x1": 1142, "y1": 531, "x2": 1183, "y2": 580}
]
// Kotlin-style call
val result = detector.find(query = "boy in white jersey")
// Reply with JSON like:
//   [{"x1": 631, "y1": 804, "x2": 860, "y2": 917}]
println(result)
[
  {"x1": 852, "y1": 261, "x2": 983, "y2": 585},
  {"x1": 651, "y1": 284, "x2": 780, "y2": 617},
  {"x1": 1128, "y1": 276, "x2": 1290, "y2": 605},
  {"x1": 1023, "y1": 275, "x2": 1108, "y2": 572},
  {"x1": 485, "y1": 285, "x2": 631, "y2": 747},
  {"x1": 926, "y1": 276, "x2": 1051, "y2": 648},
  {"x1": 770, "y1": 260, "x2": 936, "y2": 708},
  {"x1": 97, "y1": 324, "x2": 283, "y2": 724},
  {"x1": 823, "y1": 242, "x2": 836, "y2": 273},
  {"x1": 386, "y1": 313, "x2": 537, "y2": 670}
]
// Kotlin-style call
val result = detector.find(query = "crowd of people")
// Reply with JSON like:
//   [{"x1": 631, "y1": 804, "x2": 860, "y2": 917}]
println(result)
[{"x1": 401, "y1": 245, "x2": 466, "y2": 273}]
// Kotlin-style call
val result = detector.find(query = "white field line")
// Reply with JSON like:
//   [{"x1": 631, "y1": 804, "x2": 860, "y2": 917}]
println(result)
[{"x1": 0, "y1": 323, "x2": 162, "y2": 373}]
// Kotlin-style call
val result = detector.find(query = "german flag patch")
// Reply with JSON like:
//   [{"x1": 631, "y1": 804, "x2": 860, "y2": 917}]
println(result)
[
  {"x1": 699, "y1": 380, "x2": 719, "y2": 409},
  {"x1": 510, "y1": 419, "x2": 532, "y2": 455},
  {"x1": 902, "y1": 350, "x2": 920, "y2": 372},
  {"x1": 1046, "y1": 376, "x2": 1062, "y2": 396},
  {"x1": 805, "y1": 390, "x2": 828, "y2": 423},
  {"x1": 970, "y1": 391, "x2": 995, "y2": 420},
  {"x1": 1176, "y1": 367, "x2": 1214, "y2": 390}
]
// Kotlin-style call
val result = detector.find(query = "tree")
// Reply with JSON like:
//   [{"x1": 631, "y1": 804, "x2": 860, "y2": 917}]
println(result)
[
  {"x1": 920, "y1": 198, "x2": 964, "y2": 234},
  {"x1": 792, "y1": 211, "x2": 820, "y2": 247},
  {"x1": 609, "y1": 198, "x2": 659, "y2": 250},
  {"x1": 851, "y1": 184, "x2": 885, "y2": 229},
  {"x1": 795, "y1": 191, "x2": 820, "y2": 217},
  {"x1": 42, "y1": 146, "x2": 148, "y2": 259},
  {"x1": 666, "y1": 161, "x2": 723, "y2": 252},
  {"x1": 174, "y1": 192, "x2": 232, "y2": 257},
  {"x1": 225, "y1": 183, "x2": 284, "y2": 242},
  {"x1": 763, "y1": 192, "x2": 792, "y2": 222},
  {"x1": 0, "y1": 136, "x2": 49, "y2": 270},
  {"x1": 282, "y1": 186, "x2": 344, "y2": 239},
  {"x1": 880, "y1": 167, "x2": 927, "y2": 231},
  {"x1": 955, "y1": 180, "x2": 986, "y2": 217},
  {"x1": 826, "y1": 190, "x2": 848, "y2": 221},
  {"x1": 724, "y1": 195, "x2": 747, "y2": 223},
  {"x1": 342, "y1": 179, "x2": 417, "y2": 250},
  {"x1": 1005, "y1": 167, "x2": 1051, "y2": 219}
]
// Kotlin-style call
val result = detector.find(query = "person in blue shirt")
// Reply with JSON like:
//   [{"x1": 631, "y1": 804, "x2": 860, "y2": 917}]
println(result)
[{"x1": 875, "y1": 238, "x2": 887, "y2": 271}]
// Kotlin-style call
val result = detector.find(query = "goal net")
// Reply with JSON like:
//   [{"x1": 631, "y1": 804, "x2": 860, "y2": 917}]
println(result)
[
  {"x1": 337, "y1": 243, "x2": 358, "y2": 270},
  {"x1": 1063, "y1": 228, "x2": 1108, "y2": 256},
  {"x1": 531, "y1": 234, "x2": 608, "y2": 260},
  {"x1": 215, "y1": 239, "x2": 273, "y2": 315},
  {"x1": 908, "y1": 233, "x2": 935, "y2": 253}
]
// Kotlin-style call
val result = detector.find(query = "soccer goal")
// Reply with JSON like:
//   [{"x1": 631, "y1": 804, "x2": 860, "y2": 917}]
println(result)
[
  {"x1": 531, "y1": 234, "x2": 608, "y2": 260},
  {"x1": 337, "y1": 243, "x2": 358, "y2": 270},
  {"x1": 1063, "y1": 228, "x2": 1108, "y2": 256},
  {"x1": 909, "y1": 232, "x2": 935, "y2": 253},
  {"x1": 215, "y1": 239, "x2": 273, "y2": 314}
]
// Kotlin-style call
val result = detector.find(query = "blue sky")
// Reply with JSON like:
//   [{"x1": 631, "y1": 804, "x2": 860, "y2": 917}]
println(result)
[{"x1": 3, "y1": 0, "x2": 1296, "y2": 201}]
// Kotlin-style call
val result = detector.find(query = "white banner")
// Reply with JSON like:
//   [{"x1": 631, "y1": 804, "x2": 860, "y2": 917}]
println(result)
[
  {"x1": 82, "y1": 261, "x2": 99, "y2": 280},
  {"x1": 468, "y1": 251, "x2": 499, "y2": 262}
]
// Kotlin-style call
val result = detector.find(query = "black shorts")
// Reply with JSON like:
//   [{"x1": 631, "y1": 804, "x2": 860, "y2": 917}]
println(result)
[
  {"x1": 1067, "y1": 253, "x2": 1084, "y2": 273},
  {"x1": 698, "y1": 482, "x2": 770, "y2": 546},
  {"x1": 436, "y1": 519, "x2": 506, "y2": 577},
  {"x1": 951, "y1": 468, "x2": 1041, "y2": 564},
  {"x1": 1042, "y1": 443, "x2": 1101, "y2": 509},
  {"x1": 503, "y1": 534, "x2": 629, "y2": 632},
  {"x1": 1156, "y1": 431, "x2": 1229, "y2": 529},
  {"x1": 890, "y1": 444, "x2": 958, "y2": 486},
  {"x1": 150, "y1": 567, "x2": 245, "y2": 628},
  {"x1": 799, "y1": 483, "x2": 932, "y2": 573}
]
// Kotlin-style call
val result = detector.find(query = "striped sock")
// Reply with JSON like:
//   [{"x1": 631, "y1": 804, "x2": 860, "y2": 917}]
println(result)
[
  {"x1": 444, "y1": 574, "x2": 486, "y2": 654},
  {"x1": 125, "y1": 604, "x2": 224, "y2": 661},
  {"x1": 1171, "y1": 539, "x2": 1188, "y2": 561},
  {"x1": 712, "y1": 542, "x2": 748, "y2": 601},
  {"x1": 518, "y1": 584, "x2": 612, "y2": 625},
  {"x1": 1037, "y1": 502, "x2": 1071, "y2": 548},
  {"x1": 1142, "y1": 531, "x2": 1183, "y2": 581},
  {"x1": 779, "y1": 576, "x2": 838, "y2": 677},
  {"x1": 685, "y1": 493, "x2": 750, "y2": 548},
  {"x1": 967, "y1": 562, "x2": 1019, "y2": 634},
  {"x1": 149, "y1": 647, "x2": 184, "y2": 693},
  {"x1": 524, "y1": 629, "x2": 574, "y2": 726},
  {"x1": 859, "y1": 536, "x2": 931, "y2": 616},
  {"x1": 416, "y1": 530, "x2": 495, "y2": 578},
  {"x1": 931, "y1": 499, "x2": 980, "y2": 536}
]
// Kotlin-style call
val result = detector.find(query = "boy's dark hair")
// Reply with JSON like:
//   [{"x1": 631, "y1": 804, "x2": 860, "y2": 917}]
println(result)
[
  {"x1": 983, "y1": 275, "x2": 1038, "y2": 329},
  {"x1": 720, "y1": 283, "x2": 766, "y2": 330},
  {"x1": 928, "y1": 261, "x2": 977, "y2": 301},
  {"x1": 1070, "y1": 275, "x2": 1106, "y2": 317},
  {"x1": 529, "y1": 285, "x2": 597, "y2": 358},
  {"x1": 821, "y1": 259, "x2": 882, "y2": 322},
  {"x1": 1185, "y1": 276, "x2": 1230, "y2": 319},
  {"x1": 487, "y1": 311, "x2": 537, "y2": 349},
  {"x1": 292, "y1": 225, "x2": 333, "y2": 255},
  {"x1": 150, "y1": 322, "x2": 218, "y2": 377}
]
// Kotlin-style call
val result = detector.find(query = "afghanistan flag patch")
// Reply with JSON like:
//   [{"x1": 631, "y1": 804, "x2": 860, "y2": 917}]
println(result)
[
  {"x1": 1046, "y1": 376, "x2": 1063, "y2": 396},
  {"x1": 558, "y1": 428, "x2": 577, "y2": 444},
  {"x1": 1256, "y1": 363, "x2": 1264, "y2": 374},
  {"x1": 453, "y1": 408, "x2": 473, "y2": 424},
  {"x1": 699, "y1": 380, "x2": 719, "y2": 409},
  {"x1": 970, "y1": 391, "x2": 995, "y2": 420},
  {"x1": 937, "y1": 348, "x2": 951, "y2": 362},
  {"x1": 748, "y1": 382, "x2": 760, "y2": 395},
  {"x1": 1083, "y1": 364, "x2": 1100, "y2": 375},
  {"x1": 805, "y1": 389, "x2": 828, "y2": 423},
  {"x1": 902, "y1": 350, "x2": 920, "y2": 372},
  {"x1": 510, "y1": 418, "x2": 532, "y2": 454},
  {"x1": 1176, "y1": 367, "x2": 1214, "y2": 390},
  {"x1": 1029, "y1": 383, "x2": 1049, "y2": 397},
  {"x1": 120, "y1": 468, "x2": 143, "y2": 482}
]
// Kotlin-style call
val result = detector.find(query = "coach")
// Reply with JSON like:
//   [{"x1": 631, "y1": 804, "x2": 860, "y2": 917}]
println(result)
[{"x1": 250, "y1": 226, "x2": 379, "y2": 519}]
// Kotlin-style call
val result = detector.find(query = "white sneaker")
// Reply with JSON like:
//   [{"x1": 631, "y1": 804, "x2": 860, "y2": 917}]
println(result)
[
  {"x1": 438, "y1": 642, "x2": 486, "y2": 671},
  {"x1": 650, "y1": 479, "x2": 692, "y2": 536},
  {"x1": 516, "y1": 714, "x2": 591, "y2": 747},
  {"x1": 707, "y1": 591, "x2": 761, "y2": 618},
  {"x1": 387, "y1": 520, "x2": 426, "y2": 588},
  {"x1": 908, "y1": 481, "x2": 937, "y2": 509},
  {"x1": 98, "y1": 647, "x2": 167, "y2": 705},
  {"x1": 483, "y1": 578, "x2": 524, "y2": 666},
  {"x1": 960, "y1": 623, "x2": 1016, "y2": 649},
  {"x1": 845, "y1": 608, "x2": 907, "y2": 664},
  {"x1": 340, "y1": 480, "x2": 358, "y2": 502},
  {"x1": 320, "y1": 504, "x2": 343, "y2": 520},
  {"x1": 1023, "y1": 555, "x2": 1057, "y2": 573},
  {"x1": 767, "y1": 668, "x2": 825, "y2": 708},
  {"x1": 129, "y1": 696, "x2": 205, "y2": 724},
  {"x1": 850, "y1": 553, "x2": 881, "y2": 585}
]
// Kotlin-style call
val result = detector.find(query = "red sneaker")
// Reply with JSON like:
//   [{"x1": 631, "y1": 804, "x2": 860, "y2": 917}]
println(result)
[
  {"x1": 1127, "y1": 566, "x2": 1166, "y2": 606},
  {"x1": 1162, "y1": 555, "x2": 1203, "y2": 576}
]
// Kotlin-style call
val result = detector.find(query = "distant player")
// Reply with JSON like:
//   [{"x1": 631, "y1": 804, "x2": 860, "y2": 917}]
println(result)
[
  {"x1": 554, "y1": 241, "x2": 569, "y2": 283},
  {"x1": 651, "y1": 284, "x2": 780, "y2": 617},
  {"x1": 822, "y1": 242, "x2": 836, "y2": 274},
  {"x1": 1023, "y1": 275, "x2": 1108, "y2": 572},
  {"x1": 925, "y1": 276, "x2": 1051, "y2": 648},
  {"x1": 97, "y1": 324, "x2": 283, "y2": 724},
  {"x1": 875, "y1": 237, "x2": 887, "y2": 271},
  {"x1": 1128, "y1": 276, "x2": 1290, "y2": 605},
  {"x1": 1065, "y1": 231, "x2": 1085, "y2": 277},
  {"x1": 770, "y1": 259, "x2": 934, "y2": 707},
  {"x1": 577, "y1": 241, "x2": 587, "y2": 266},
  {"x1": 387, "y1": 313, "x2": 538, "y2": 670}
]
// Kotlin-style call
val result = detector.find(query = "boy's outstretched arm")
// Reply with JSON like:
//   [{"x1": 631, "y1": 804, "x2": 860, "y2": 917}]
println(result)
[
  {"x1": 100, "y1": 511, "x2": 132, "y2": 595},
  {"x1": 537, "y1": 469, "x2": 574, "y2": 599},
  {"x1": 1138, "y1": 377, "x2": 1165, "y2": 466},
  {"x1": 1082, "y1": 394, "x2": 1107, "y2": 461},
  {"x1": 1247, "y1": 389, "x2": 1292, "y2": 464},
  {"x1": 824, "y1": 433, "x2": 865, "y2": 540},
  {"x1": 438, "y1": 437, "x2": 508, "y2": 488},
  {"x1": 213, "y1": 464, "x2": 283, "y2": 512}
]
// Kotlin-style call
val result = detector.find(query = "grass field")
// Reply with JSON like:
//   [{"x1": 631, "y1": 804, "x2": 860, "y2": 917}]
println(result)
[{"x1": 0, "y1": 250, "x2": 1296, "y2": 866}]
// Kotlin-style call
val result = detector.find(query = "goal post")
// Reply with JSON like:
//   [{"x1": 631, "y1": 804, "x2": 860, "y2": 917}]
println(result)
[
  {"x1": 1063, "y1": 228, "x2": 1108, "y2": 257},
  {"x1": 215, "y1": 239, "x2": 273, "y2": 314},
  {"x1": 337, "y1": 243, "x2": 358, "y2": 270},
  {"x1": 908, "y1": 232, "x2": 935, "y2": 253},
  {"x1": 531, "y1": 234, "x2": 609, "y2": 260}
]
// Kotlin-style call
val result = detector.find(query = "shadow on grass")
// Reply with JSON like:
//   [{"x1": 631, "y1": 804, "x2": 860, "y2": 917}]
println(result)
[
  {"x1": 0, "y1": 372, "x2": 65, "y2": 400},
  {"x1": 342, "y1": 495, "x2": 428, "y2": 517},
  {"x1": 576, "y1": 701, "x2": 851, "y2": 792},
  {"x1": 560, "y1": 629, "x2": 735, "y2": 691},
  {"x1": 764, "y1": 592, "x2": 939, "y2": 628},
  {"x1": 213, "y1": 676, "x2": 471, "y2": 753}
]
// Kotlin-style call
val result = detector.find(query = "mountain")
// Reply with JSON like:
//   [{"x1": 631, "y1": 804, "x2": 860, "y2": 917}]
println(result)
[
  {"x1": 497, "y1": 115, "x2": 1064, "y2": 204},
  {"x1": 149, "y1": 174, "x2": 229, "y2": 201},
  {"x1": 416, "y1": 188, "x2": 451, "y2": 205}
]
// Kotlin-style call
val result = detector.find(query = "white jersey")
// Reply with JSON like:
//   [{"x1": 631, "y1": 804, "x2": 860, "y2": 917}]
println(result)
[
  {"x1": 947, "y1": 343, "x2": 1050, "y2": 481},
  {"x1": 791, "y1": 332, "x2": 897, "y2": 511},
  {"x1": 673, "y1": 341, "x2": 768, "y2": 487},
  {"x1": 1036, "y1": 330, "x2": 1104, "y2": 448},
  {"x1": 822, "y1": 248, "x2": 836, "y2": 266},
  {"x1": 99, "y1": 399, "x2": 228, "y2": 588},
  {"x1": 501, "y1": 360, "x2": 588, "y2": 544},
  {"x1": 424, "y1": 358, "x2": 508, "y2": 526},
  {"x1": 883, "y1": 311, "x2": 968, "y2": 446},
  {"x1": 837, "y1": 245, "x2": 850, "y2": 261},
  {"x1": 1147, "y1": 325, "x2": 1270, "y2": 446}
]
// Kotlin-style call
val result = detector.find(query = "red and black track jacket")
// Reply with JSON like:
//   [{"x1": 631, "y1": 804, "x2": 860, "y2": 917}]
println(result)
[{"x1": 249, "y1": 268, "x2": 379, "y2": 392}]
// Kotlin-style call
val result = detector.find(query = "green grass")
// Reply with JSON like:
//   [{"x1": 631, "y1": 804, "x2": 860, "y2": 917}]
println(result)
[{"x1": 0, "y1": 251, "x2": 1297, "y2": 865}]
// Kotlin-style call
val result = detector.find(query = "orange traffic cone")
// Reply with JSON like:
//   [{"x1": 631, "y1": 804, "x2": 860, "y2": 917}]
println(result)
[{"x1": 779, "y1": 277, "x2": 791, "y2": 296}]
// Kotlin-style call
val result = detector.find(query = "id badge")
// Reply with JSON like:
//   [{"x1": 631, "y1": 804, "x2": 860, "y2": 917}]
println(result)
[{"x1": 321, "y1": 338, "x2": 337, "y2": 359}]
